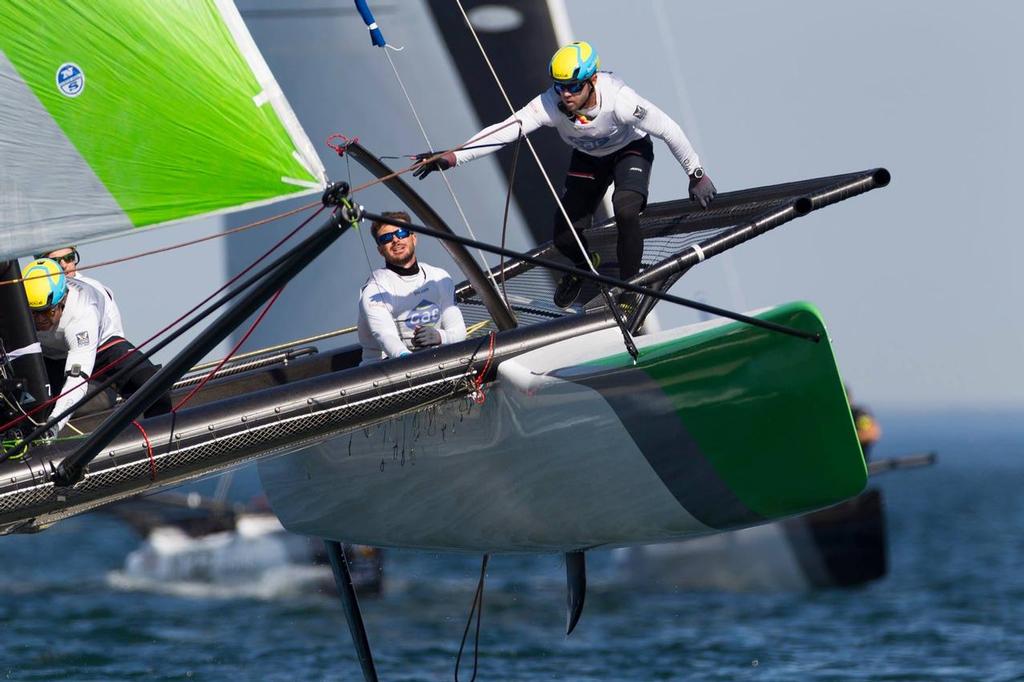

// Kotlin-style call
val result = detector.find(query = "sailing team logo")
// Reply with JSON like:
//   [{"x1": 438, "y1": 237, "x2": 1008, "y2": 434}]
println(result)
[
  {"x1": 55, "y1": 63, "x2": 85, "y2": 98},
  {"x1": 403, "y1": 300, "x2": 441, "y2": 329}
]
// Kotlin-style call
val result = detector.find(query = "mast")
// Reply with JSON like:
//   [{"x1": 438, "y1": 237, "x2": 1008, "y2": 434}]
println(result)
[{"x1": 0, "y1": 260, "x2": 50, "y2": 428}]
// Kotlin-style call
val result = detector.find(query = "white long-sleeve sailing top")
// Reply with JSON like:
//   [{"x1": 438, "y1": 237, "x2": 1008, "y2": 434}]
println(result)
[
  {"x1": 36, "y1": 278, "x2": 125, "y2": 431},
  {"x1": 357, "y1": 263, "x2": 467, "y2": 365},
  {"x1": 452, "y1": 72, "x2": 701, "y2": 173}
]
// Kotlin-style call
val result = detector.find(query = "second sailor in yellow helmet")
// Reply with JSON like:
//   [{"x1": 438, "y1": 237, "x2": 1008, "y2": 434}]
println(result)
[
  {"x1": 21, "y1": 257, "x2": 171, "y2": 437},
  {"x1": 413, "y1": 41, "x2": 716, "y2": 308}
]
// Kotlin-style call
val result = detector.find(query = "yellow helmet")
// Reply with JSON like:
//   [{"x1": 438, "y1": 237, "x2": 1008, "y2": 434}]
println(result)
[
  {"x1": 21, "y1": 258, "x2": 67, "y2": 311},
  {"x1": 549, "y1": 41, "x2": 600, "y2": 84}
]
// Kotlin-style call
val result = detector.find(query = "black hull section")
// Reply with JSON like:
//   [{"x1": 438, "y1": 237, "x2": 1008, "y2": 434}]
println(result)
[{"x1": 786, "y1": 488, "x2": 887, "y2": 588}]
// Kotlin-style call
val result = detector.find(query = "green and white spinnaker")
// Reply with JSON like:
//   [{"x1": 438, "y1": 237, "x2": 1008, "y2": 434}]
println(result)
[{"x1": 0, "y1": 0, "x2": 325, "y2": 259}]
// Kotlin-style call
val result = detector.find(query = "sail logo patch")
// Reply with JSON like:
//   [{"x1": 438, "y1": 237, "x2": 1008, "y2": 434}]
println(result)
[
  {"x1": 75, "y1": 331, "x2": 90, "y2": 347},
  {"x1": 571, "y1": 135, "x2": 611, "y2": 152},
  {"x1": 632, "y1": 105, "x2": 647, "y2": 120},
  {"x1": 403, "y1": 300, "x2": 441, "y2": 329},
  {"x1": 56, "y1": 63, "x2": 85, "y2": 98}
]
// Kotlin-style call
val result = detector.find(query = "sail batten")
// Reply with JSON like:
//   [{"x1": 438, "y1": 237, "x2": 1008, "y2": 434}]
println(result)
[{"x1": 0, "y1": 1, "x2": 326, "y2": 259}]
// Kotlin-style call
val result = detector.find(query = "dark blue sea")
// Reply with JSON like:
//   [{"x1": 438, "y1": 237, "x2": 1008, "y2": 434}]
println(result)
[{"x1": 3, "y1": 410, "x2": 1023, "y2": 681}]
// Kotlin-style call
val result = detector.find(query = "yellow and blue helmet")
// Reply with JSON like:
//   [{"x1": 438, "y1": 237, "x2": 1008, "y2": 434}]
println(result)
[
  {"x1": 21, "y1": 258, "x2": 67, "y2": 311},
  {"x1": 549, "y1": 41, "x2": 600, "y2": 84}
]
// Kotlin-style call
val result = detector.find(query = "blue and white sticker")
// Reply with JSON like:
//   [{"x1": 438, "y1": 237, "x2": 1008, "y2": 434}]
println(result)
[
  {"x1": 403, "y1": 300, "x2": 441, "y2": 329},
  {"x1": 55, "y1": 63, "x2": 85, "y2": 98}
]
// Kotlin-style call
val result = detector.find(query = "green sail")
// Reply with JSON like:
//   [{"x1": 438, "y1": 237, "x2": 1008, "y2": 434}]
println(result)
[{"x1": 0, "y1": 0, "x2": 325, "y2": 258}]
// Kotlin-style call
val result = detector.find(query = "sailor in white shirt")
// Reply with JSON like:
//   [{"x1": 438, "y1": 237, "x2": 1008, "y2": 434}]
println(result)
[
  {"x1": 21, "y1": 258, "x2": 170, "y2": 435},
  {"x1": 35, "y1": 245, "x2": 125, "y2": 333},
  {"x1": 413, "y1": 41, "x2": 717, "y2": 308},
  {"x1": 357, "y1": 211, "x2": 467, "y2": 365}
]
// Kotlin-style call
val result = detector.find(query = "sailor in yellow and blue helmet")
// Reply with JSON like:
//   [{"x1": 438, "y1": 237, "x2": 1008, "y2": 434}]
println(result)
[
  {"x1": 20, "y1": 257, "x2": 171, "y2": 437},
  {"x1": 413, "y1": 40, "x2": 717, "y2": 309},
  {"x1": 22, "y1": 257, "x2": 67, "y2": 314},
  {"x1": 549, "y1": 41, "x2": 600, "y2": 88}
]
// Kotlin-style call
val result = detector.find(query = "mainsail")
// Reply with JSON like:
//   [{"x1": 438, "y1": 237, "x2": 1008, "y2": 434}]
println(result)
[{"x1": 0, "y1": 1, "x2": 325, "y2": 259}]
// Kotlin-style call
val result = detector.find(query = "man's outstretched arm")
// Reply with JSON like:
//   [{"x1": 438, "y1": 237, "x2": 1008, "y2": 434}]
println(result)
[{"x1": 414, "y1": 95, "x2": 552, "y2": 179}]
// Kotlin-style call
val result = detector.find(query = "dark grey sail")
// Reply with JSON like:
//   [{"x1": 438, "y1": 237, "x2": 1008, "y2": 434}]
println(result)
[{"x1": 425, "y1": 0, "x2": 571, "y2": 245}]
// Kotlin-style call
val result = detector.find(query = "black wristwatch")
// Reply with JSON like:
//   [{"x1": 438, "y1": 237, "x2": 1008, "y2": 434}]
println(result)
[{"x1": 690, "y1": 167, "x2": 705, "y2": 180}]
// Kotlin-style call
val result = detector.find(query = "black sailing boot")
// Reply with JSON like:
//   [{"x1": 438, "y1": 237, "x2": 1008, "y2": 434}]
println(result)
[{"x1": 553, "y1": 252, "x2": 600, "y2": 308}]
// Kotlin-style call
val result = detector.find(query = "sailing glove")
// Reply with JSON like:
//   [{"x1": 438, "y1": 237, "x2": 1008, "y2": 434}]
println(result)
[
  {"x1": 412, "y1": 151, "x2": 456, "y2": 180},
  {"x1": 413, "y1": 326, "x2": 443, "y2": 348},
  {"x1": 689, "y1": 173, "x2": 717, "y2": 209}
]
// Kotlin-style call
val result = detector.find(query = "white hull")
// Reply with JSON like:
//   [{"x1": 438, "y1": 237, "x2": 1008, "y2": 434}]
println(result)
[{"x1": 259, "y1": 326, "x2": 713, "y2": 553}]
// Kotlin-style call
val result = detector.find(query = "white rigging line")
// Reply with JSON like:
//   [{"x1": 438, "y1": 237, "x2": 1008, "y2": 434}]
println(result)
[
  {"x1": 213, "y1": 469, "x2": 235, "y2": 504},
  {"x1": 651, "y1": 0, "x2": 746, "y2": 312},
  {"x1": 453, "y1": 0, "x2": 601, "y2": 283},
  {"x1": 381, "y1": 47, "x2": 499, "y2": 290}
]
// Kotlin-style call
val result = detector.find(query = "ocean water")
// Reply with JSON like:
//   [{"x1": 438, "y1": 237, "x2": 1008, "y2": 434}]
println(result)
[{"x1": 3, "y1": 410, "x2": 1024, "y2": 681}]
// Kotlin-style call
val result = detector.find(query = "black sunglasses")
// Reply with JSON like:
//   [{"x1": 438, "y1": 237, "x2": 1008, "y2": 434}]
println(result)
[
  {"x1": 35, "y1": 249, "x2": 79, "y2": 265},
  {"x1": 375, "y1": 227, "x2": 412, "y2": 245}
]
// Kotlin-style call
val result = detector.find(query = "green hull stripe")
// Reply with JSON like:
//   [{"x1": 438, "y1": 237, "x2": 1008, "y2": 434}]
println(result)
[
  {"x1": 558, "y1": 367, "x2": 765, "y2": 529},
  {"x1": 585, "y1": 302, "x2": 867, "y2": 519}
]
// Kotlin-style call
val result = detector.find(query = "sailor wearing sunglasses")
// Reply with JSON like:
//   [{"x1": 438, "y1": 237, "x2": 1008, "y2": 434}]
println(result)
[
  {"x1": 21, "y1": 257, "x2": 170, "y2": 437},
  {"x1": 35, "y1": 245, "x2": 124, "y2": 334},
  {"x1": 357, "y1": 211, "x2": 467, "y2": 365},
  {"x1": 413, "y1": 41, "x2": 716, "y2": 309}
]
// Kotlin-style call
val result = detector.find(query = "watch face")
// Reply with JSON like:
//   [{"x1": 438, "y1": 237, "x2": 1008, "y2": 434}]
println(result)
[{"x1": 692, "y1": 167, "x2": 704, "y2": 179}]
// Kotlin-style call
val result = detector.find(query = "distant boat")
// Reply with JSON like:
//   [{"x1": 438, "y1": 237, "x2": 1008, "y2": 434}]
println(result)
[
  {"x1": 103, "y1": 492, "x2": 384, "y2": 597},
  {"x1": 614, "y1": 453, "x2": 936, "y2": 591}
]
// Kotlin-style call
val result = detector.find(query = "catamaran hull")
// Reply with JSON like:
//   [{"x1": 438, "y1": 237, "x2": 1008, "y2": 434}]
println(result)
[
  {"x1": 0, "y1": 309, "x2": 611, "y2": 534},
  {"x1": 260, "y1": 302, "x2": 867, "y2": 553},
  {"x1": 0, "y1": 302, "x2": 865, "y2": 549}
]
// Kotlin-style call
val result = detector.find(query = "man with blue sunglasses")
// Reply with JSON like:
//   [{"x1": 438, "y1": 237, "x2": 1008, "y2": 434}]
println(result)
[
  {"x1": 414, "y1": 41, "x2": 716, "y2": 309},
  {"x1": 357, "y1": 211, "x2": 467, "y2": 364}
]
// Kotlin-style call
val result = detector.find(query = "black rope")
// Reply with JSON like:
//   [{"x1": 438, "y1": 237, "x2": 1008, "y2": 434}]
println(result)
[
  {"x1": 359, "y1": 211, "x2": 822, "y2": 344},
  {"x1": 454, "y1": 553, "x2": 489, "y2": 682},
  {"x1": 2, "y1": 205, "x2": 332, "y2": 464},
  {"x1": 2, "y1": 344, "x2": 161, "y2": 462}
]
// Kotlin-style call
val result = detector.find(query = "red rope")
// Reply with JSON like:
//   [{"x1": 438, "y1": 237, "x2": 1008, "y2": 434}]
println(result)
[
  {"x1": 0, "y1": 200, "x2": 321, "y2": 289},
  {"x1": 131, "y1": 419, "x2": 156, "y2": 481},
  {"x1": 0, "y1": 206, "x2": 325, "y2": 433},
  {"x1": 471, "y1": 332, "x2": 497, "y2": 405},
  {"x1": 326, "y1": 133, "x2": 359, "y2": 157},
  {"x1": 173, "y1": 288, "x2": 284, "y2": 412}
]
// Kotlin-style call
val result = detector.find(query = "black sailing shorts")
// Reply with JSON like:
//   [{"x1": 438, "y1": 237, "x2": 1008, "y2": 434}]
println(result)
[{"x1": 563, "y1": 134, "x2": 655, "y2": 210}]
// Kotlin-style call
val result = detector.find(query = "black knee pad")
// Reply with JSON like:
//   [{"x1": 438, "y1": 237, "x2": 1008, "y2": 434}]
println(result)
[{"x1": 612, "y1": 190, "x2": 645, "y2": 219}]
